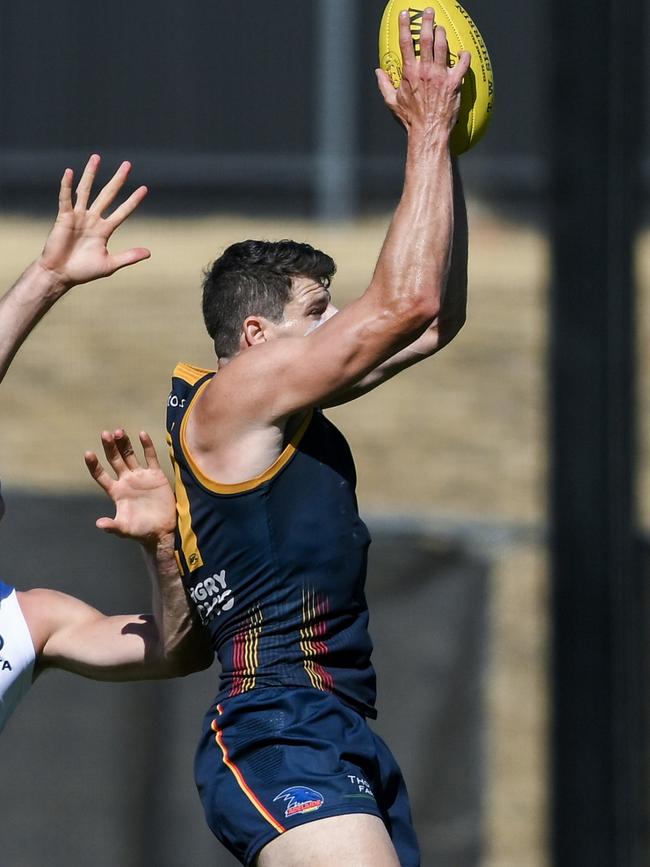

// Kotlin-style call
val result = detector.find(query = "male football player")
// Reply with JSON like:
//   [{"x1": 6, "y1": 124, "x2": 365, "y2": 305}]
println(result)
[{"x1": 167, "y1": 10, "x2": 469, "y2": 866}]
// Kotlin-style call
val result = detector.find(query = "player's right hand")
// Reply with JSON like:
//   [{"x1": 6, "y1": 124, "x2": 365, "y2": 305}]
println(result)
[
  {"x1": 37, "y1": 154, "x2": 150, "y2": 289},
  {"x1": 375, "y1": 7, "x2": 471, "y2": 142}
]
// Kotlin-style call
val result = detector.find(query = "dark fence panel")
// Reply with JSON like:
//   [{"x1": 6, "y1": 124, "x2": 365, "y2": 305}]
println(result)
[
  {"x1": 0, "y1": 494, "x2": 488, "y2": 867},
  {"x1": 0, "y1": 1, "x2": 315, "y2": 154},
  {"x1": 1, "y1": 0, "x2": 636, "y2": 212}
]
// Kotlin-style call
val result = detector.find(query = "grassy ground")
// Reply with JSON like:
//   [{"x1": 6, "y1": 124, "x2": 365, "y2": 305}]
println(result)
[{"x1": 4, "y1": 201, "x2": 641, "y2": 866}]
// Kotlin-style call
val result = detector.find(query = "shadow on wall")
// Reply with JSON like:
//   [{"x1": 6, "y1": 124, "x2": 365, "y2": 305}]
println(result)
[{"x1": 0, "y1": 494, "x2": 488, "y2": 867}]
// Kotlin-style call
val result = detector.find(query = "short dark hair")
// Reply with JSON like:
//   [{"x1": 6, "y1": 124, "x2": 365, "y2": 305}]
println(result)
[{"x1": 202, "y1": 240, "x2": 337, "y2": 357}]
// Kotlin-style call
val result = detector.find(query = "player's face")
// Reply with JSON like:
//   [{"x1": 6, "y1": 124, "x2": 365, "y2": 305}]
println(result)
[{"x1": 272, "y1": 277, "x2": 338, "y2": 339}]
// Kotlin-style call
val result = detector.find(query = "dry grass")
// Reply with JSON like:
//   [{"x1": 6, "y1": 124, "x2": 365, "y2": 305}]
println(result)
[{"x1": 0, "y1": 204, "x2": 549, "y2": 527}]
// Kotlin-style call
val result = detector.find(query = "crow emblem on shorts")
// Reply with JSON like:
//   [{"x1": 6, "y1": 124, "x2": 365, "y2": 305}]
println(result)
[{"x1": 273, "y1": 786, "x2": 324, "y2": 818}]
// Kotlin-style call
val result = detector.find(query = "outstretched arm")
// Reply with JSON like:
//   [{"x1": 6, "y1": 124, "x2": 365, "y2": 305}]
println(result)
[
  {"x1": 193, "y1": 10, "x2": 471, "y2": 435},
  {"x1": 0, "y1": 155, "x2": 149, "y2": 384},
  {"x1": 323, "y1": 160, "x2": 468, "y2": 406},
  {"x1": 34, "y1": 430, "x2": 213, "y2": 680}
]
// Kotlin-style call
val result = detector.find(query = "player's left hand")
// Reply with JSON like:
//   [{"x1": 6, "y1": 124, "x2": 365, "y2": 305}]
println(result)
[
  {"x1": 85, "y1": 429, "x2": 176, "y2": 546},
  {"x1": 38, "y1": 154, "x2": 150, "y2": 289}
]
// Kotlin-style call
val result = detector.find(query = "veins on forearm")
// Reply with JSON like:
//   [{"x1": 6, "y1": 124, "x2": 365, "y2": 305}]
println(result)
[{"x1": 143, "y1": 534, "x2": 201, "y2": 659}]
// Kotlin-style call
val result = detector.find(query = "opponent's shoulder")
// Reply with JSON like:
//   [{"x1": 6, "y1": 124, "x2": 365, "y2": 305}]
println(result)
[{"x1": 13, "y1": 589, "x2": 56, "y2": 656}]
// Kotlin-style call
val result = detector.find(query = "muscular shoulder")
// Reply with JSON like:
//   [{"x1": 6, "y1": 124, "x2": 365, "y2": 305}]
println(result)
[
  {"x1": 200, "y1": 334, "x2": 338, "y2": 431},
  {"x1": 16, "y1": 588, "x2": 102, "y2": 657}
]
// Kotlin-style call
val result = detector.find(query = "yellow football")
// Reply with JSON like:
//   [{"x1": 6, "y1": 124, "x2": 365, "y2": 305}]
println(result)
[{"x1": 378, "y1": 2, "x2": 494, "y2": 154}]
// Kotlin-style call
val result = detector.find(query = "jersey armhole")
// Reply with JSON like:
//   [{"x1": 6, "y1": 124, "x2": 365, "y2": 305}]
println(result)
[{"x1": 179, "y1": 389, "x2": 314, "y2": 495}]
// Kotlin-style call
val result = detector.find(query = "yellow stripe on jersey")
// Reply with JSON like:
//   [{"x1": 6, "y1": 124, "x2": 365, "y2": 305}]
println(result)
[
  {"x1": 178, "y1": 381, "x2": 314, "y2": 495},
  {"x1": 300, "y1": 588, "x2": 325, "y2": 691},
  {"x1": 173, "y1": 361, "x2": 215, "y2": 386},
  {"x1": 243, "y1": 607, "x2": 264, "y2": 692},
  {"x1": 168, "y1": 433, "x2": 204, "y2": 573}
]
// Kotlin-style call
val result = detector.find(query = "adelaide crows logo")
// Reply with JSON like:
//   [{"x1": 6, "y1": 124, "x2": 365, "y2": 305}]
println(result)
[{"x1": 273, "y1": 786, "x2": 324, "y2": 818}]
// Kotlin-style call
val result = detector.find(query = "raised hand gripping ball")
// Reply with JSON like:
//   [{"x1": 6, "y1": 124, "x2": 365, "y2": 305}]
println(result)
[{"x1": 379, "y1": 2, "x2": 494, "y2": 154}]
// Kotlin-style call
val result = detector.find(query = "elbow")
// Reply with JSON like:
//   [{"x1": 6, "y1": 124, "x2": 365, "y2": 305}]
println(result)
[
  {"x1": 166, "y1": 644, "x2": 214, "y2": 677},
  {"x1": 404, "y1": 275, "x2": 449, "y2": 327},
  {"x1": 152, "y1": 638, "x2": 214, "y2": 679},
  {"x1": 189, "y1": 645, "x2": 216, "y2": 674},
  {"x1": 391, "y1": 293, "x2": 442, "y2": 334},
  {"x1": 435, "y1": 309, "x2": 466, "y2": 352},
  {"x1": 447, "y1": 308, "x2": 467, "y2": 339},
  {"x1": 369, "y1": 272, "x2": 443, "y2": 333}
]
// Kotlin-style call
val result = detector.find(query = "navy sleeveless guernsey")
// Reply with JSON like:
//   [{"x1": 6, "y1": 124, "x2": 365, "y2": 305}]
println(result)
[{"x1": 166, "y1": 363, "x2": 377, "y2": 718}]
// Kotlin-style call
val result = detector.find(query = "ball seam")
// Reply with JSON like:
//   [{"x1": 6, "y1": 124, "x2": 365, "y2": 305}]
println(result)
[{"x1": 435, "y1": 1, "x2": 476, "y2": 142}]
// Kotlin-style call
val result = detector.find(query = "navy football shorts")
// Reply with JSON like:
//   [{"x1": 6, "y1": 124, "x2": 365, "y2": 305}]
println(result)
[{"x1": 194, "y1": 686, "x2": 420, "y2": 866}]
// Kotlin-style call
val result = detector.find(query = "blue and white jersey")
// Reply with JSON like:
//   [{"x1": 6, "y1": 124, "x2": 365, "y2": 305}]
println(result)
[{"x1": 0, "y1": 580, "x2": 36, "y2": 733}]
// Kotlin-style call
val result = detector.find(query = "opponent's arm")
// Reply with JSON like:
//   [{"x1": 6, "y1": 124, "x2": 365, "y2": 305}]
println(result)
[
  {"x1": 0, "y1": 155, "x2": 149, "y2": 384},
  {"x1": 34, "y1": 430, "x2": 213, "y2": 680},
  {"x1": 23, "y1": 589, "x2": 180, "y2": 681},
  {"x1": 195, "y1": 10, "x2": 471, "y2": 428}
]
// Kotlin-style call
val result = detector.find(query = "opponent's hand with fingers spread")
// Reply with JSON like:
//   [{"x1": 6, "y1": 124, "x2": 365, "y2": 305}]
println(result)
[
  {"x1": 38, "y1": 154, "x2": 150, "y2": 289},
  {"x1": 85, "y1": 429, "x2": 176, "y2": 545},
  {"x1": 376, "y1": 7, "x2": 471, "y2": 140}
]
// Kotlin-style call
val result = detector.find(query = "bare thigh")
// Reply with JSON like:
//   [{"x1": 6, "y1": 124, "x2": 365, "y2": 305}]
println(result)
[{"x1": 256, "y1": 814, "x2": 401, "y2": 867}]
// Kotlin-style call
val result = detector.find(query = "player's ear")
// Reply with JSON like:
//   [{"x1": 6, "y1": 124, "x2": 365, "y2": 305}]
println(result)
[{"x1": 242, "y1": 315, "x2": 268, "y2": 348}]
